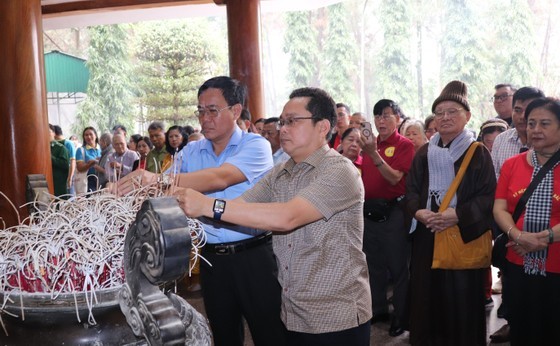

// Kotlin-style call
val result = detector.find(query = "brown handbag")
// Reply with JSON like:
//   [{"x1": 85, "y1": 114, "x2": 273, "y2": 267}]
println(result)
[{"x1": 431, "y1": 142, "x2": 492, "y2": 270}]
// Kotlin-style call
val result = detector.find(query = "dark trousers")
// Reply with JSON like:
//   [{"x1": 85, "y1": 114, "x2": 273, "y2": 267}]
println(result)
[
  {"x1": 507, "y1": 261, "x2": 560, "y2": 346},
  {"x1": 363, "y1": 206, "x2": 410, "y2": 322},
  {"x1": 286, "y1": 321, "x2": 371, "y2": 346},
  {"x1": 200, "y1": 242, "x2": 286, "y2": 346}
]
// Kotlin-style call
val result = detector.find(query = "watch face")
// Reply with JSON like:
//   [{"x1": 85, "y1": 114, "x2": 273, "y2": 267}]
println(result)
[{"x1": 214, "y1": 199, "x2": 226, "y2": 213}]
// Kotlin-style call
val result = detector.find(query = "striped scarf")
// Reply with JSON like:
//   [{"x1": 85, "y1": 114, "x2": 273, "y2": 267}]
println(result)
[{"x1": 523, "y1": 151, "x2": 559, "y2": 276}]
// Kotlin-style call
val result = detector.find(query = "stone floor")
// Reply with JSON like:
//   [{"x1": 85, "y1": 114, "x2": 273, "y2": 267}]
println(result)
[{"x1": 180, "y1": 268, "x2": 509, "y2": 346}]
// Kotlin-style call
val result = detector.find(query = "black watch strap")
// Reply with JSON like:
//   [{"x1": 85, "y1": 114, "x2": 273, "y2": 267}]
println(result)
[{"x1": 213, "y1": 199, "x2": 226, "y2": 221}]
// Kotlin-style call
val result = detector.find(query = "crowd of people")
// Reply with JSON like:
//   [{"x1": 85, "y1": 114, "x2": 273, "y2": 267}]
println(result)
[{"x1": 47, "y1": 76, "x2": 560, "y2": 346}]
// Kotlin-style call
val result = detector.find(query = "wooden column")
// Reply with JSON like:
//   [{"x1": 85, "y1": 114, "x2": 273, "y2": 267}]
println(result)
[
  {"x1": 220, "y1": 0, "x2": 264, "y2": 121},
  {"x1": 0, "y1": 0, "x2": 51, "y2": 227}
]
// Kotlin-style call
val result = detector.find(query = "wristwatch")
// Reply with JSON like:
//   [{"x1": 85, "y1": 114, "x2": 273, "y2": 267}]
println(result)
[{"x1": 213, "y1": 199, "x2": 226, "y2": 221}]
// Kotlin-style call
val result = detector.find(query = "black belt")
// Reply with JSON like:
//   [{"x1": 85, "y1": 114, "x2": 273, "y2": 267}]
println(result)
[
  {"x1": 363, "y1": 196, "x2": 404, "y2": 223},
  {"x1": 204, "y1": 232, "x2": 272, "y2": 255}
]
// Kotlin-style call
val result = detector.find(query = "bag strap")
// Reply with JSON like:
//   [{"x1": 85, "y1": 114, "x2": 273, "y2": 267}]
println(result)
[
  {"x1": 512, "y1": 149, "x2": 560, "y2": 222},
  {"x1": 439, "y1": 142, "x2": 480, "y2": 212}
]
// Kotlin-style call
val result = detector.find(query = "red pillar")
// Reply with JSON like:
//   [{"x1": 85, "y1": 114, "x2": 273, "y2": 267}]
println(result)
[
  {"x1": 221, "y1": 0, "x2": 264, "y2": 122},
  {"x1": 0, "y1": 0, "x2": 51, "y2": 227}
]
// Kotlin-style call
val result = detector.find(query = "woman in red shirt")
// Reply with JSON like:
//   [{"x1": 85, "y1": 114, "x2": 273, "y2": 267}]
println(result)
[{"x1": 494, "y1": 97, "x2": 560, "y2": 345}]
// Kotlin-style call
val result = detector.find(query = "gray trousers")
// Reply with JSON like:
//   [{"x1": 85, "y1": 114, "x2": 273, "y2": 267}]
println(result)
[{"x1": 363, "y1": 206, "x2": 410, "y2": 322}]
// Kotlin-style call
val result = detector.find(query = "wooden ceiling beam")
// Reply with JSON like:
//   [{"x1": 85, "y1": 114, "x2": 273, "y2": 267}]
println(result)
[{"x1": 42, "y1": 0, "x2": 212, "y2": 15}]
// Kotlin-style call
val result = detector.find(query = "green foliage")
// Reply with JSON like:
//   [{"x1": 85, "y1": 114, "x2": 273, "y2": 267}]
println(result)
[
  {"x1": 133, "y1": 19, "x2": 227, "y2": 127},
  {"x1": 489, "y1": 0, "x2": 537, "y2": 87},
  {"x1": 322, "y1": 3, "x2": 359, "y2": 107},
  {"x1": 440, "y1": 0, "x2": 492, "y2": 123},
  {"x1": 372, "y1": 0, "x2": 416, "y2": 115},
  {"x1": 74, "y1": 25, "x2": 135, "y2": 135},
  {"x1": 283, "y1": 10, "x2": 320, "y2": 89}
]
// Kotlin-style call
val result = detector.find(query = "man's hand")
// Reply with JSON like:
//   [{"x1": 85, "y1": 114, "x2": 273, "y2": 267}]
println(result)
[
  {"x1": 425, "y1": 208, "x2": 459, "y2": 233},
  {"x1": 115, "y1": 169, "x2": 157, "y2": 196},
  {"x1": 175, "y1": 188, "x2": 212, "y2": 218},
  {"x1": 358, "y1": 129, "x2": 378, "y2": 157}
]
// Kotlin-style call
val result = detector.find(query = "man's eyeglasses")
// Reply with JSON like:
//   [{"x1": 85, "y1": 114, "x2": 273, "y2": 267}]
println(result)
[
  {"x1": 491, "y1": 94, "x2": 513, "y2": 103},
  {"x1": 276, "y1": 117, "x2": 314, "y2": 130},
  {"x1": 373, "y1": 114, "x2": 394, "y2": 121},
  {"x1": 194, "y1": 105, "x2": 233, "y2": 119},
  {"x1": 434, "y1": 108, "x2": 463, "y2": 118}
]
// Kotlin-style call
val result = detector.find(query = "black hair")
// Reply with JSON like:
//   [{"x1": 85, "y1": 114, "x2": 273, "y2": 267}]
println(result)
[
  {"x1": 165, "y1": 125, "x2": 189, "y2": 154},
  {"x1": 512, "y1": 87, "x2": 545, "y2": 108},
  {"x1": 254, "y1": 118, "x2": 266, "y2": 125},
  {"x1": 341, "y1": 127, "x2": 360, "y2": 141},
  {"x1": 198, "y1": 76, "x2": 247, "y2": 107},
  {"x1": 184, "y1": 125, "x2": 195, "y2": 136},
  {"x1": 264, "y1": 117, "x2": 280, "y2": 125},
  {"x1": 373, "y1": 99, "x2": 403, "y2": 119},
  {"x1": 336, "y1": 103, "x2": 351, "y2": 114},
  {"x1": 82, "y1": 126, "x2": 99, "y2": 147},
  {"x1": 495, "y1": 84, "x2": 516, "y2": 92},
  {"x1": 130, "y1": 134, "x2": 142, "y2": 144},
  {"x1": 53, "y1": 125, "x2": 63, "y2": 136},
  {"x1": 289, "y1": 87, "x2": 337, "y2": 141},
  {"x1": 240, "y1": 108, "x2": 251, "y2": 121},
  {"x1": 525, "y1": 97, "x2": 560, "y2": 123},
  {"x1": 137, "y1": 136, "x2": 153, "y2": 150}
]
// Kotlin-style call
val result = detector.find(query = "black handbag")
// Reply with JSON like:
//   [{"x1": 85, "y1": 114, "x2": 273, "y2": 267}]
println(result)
[
  {"x1": 492, "y1": 150, "x2": 560, "y2": 270},
  {"x1": 363, "y1": 198, "x2": 392, "y2": 222}
]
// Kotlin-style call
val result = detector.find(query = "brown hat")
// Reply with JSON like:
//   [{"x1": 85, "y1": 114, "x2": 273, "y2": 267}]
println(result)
[{"x1": 432, "y1": 80, "x2": 470, "y2": 113}]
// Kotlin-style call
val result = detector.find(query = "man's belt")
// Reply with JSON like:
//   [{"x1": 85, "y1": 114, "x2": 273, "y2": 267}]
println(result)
[
  {"x1": 204, "y1": 232, "x2": 272, "y2": 255},
  {"x1": 363, "y1": 196, "x2": 404, "y2": 223}
]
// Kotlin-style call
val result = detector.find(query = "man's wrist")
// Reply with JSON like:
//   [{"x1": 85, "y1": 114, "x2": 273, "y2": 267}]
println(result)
[{"x1": 213, "y1": 199, "x2": 226, "y2": 221}]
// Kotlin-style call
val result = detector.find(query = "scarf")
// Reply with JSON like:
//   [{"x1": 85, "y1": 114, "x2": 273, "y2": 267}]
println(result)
[
  {"x1": 523, "y1": 151, "x2": 559, "y2": 276},
  {"x1": 409, "y1": 129, "x2": 474, "y2": 234},
  {"x1": 426, "y1": 129, "x2": 475, "y2": 211}
]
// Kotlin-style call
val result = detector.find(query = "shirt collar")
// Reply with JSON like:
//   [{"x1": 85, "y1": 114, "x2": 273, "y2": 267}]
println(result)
[
  {"x1": 201, "y1": 126, "x2": 243, "y2": 153},
  {"x1": 378, "y1": 129, "x2": 399, "y2": 144},
  {"x1": 282, "y1": 144, "x2": 329, "y2": 174},
  {"x1": 353, "y1": 154, "x2": 363, "y2": 165},
  {"x1": 85, "y1": 144, "x2": 98, "y2": 150}
]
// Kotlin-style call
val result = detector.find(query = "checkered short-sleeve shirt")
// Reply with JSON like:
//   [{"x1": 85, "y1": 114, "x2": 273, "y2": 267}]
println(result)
[{"x1": 242, "y1": 145, "x2": 372, "y2": 333}]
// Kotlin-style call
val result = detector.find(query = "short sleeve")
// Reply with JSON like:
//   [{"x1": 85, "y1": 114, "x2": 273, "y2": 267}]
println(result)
[{"x1": 225, "y1": 135, "x2": 273, "y2": 184}]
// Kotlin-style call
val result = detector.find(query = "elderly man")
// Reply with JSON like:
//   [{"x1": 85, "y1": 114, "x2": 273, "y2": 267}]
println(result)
[
  {"x1": 262, "y1": 117, "x2": 290, "y2": 165},
  {"x1": 104, "y1": 133, "x2": 139, "y2": 183},
  {"x1": 349, "y1": 112, "x2": 368, "y2": 129},
  {"x1": 176, "y1": 87, "x2": 372, "y2": 345},
  {"x1": 118, "y1": 76, "x2": 283, "y2": 346}
]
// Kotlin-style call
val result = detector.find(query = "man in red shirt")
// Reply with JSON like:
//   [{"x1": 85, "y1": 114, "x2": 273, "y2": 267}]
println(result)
[{"x1": 359, "y1": 99, "x2": 414, "y2": 337}]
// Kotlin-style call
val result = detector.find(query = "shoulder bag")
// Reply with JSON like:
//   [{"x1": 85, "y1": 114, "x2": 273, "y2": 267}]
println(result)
[
  {"x1": 432, "y1": 142, "x2": 493, "y2": 270},
  {"x1": 73, "y1": 147, "x2": 89, "y2": 195}
]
